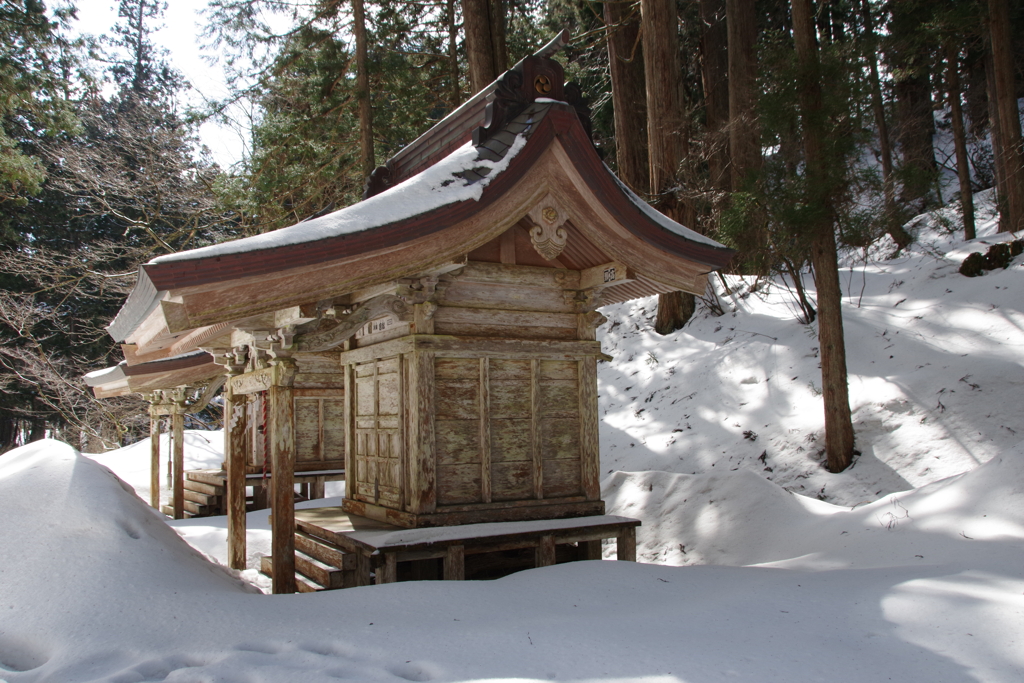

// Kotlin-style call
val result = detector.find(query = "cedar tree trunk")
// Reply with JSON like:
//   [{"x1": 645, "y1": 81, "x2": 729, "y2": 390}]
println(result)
[
  {"x1": 700, "y1": 0, "x2": 730, "y2": 193},
  {"x1": 604, "y1": 0, "x2": 650, "y2": 194},
  {"x1": 354, "y1": 0, "x2": 374, "y2": 179},
  {"x1": 860, "y1": 0, "x2": 911, "y2": 249},
  {"x1": 985, "y1": 49, "x2": 1008, "y2": 228},
  {"x1": 447, "y1": 0, "x2": 461, "y2": 106},
  {"x1": 462, "y1": 0, "x2": 506, "y2": 93},
  {"x1": 642, "y1": 0, "x2": 696, "y2": 334},
  {"x1": 946, "y1": 43, "x2": 976, "y2": 240},
  {"x1": 987, "y1": 0, "x2": 1024, "y2": 233},
  {"x1": 889, "y1": 2, "x2": 937, "y2": 211},
  {"x1": 792, "y1": 0, "x2": 855, "y2": 473},
  {"x1": 726, "y1": 0, "x2": 760, "y2": 190}
]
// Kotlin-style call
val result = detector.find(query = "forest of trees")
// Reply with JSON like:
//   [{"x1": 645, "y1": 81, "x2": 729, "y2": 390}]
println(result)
[{"x1": 2, "y1": 0, "x2": 1022, "y2": 471}]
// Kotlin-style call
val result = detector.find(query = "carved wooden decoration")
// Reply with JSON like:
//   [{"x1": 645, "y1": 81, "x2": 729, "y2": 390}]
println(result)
[{"x1": 526, "y1": 194, "x2": 570, "y2": 261}]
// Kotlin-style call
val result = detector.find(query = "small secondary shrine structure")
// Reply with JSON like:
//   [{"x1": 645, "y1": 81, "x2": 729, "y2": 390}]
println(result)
[{"x1": 87, "y1": 32, "x2": 733, "y2": 593}]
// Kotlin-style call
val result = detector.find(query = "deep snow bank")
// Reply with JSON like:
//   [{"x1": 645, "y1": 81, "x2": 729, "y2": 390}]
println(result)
[
  {"x1": 3, "y1": 438, "x2": 1024, "y2": 682},
  {"x1": 84, "y1": 429, "x2": 224, "y2": 511},
  {"x1": 604, "y1": 439, "x2": 1024, "y2": 571}
]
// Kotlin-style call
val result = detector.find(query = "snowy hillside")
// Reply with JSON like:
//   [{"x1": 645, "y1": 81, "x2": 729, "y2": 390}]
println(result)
[
  {"x1": 600, "y1": 190, "x2": 1021, "y2": 504},
  {"x1": 1, "y1": 191, "x2": 1023, "y2": 681}
]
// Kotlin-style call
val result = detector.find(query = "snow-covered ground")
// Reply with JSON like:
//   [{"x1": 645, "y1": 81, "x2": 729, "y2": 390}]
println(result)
[{"x1": 1, "y1": 192, "x2": 1023, "y2": 682}]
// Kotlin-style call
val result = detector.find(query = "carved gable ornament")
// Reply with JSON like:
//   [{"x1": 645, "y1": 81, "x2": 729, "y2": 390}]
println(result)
[{"x1": 525, "y1": 193, "x2": 570, "y2": 261}]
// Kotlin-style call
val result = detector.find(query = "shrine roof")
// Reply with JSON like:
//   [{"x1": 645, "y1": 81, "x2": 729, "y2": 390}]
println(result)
[{"x1": 106, "y1": 32, "x2": 734, "y2": 347}]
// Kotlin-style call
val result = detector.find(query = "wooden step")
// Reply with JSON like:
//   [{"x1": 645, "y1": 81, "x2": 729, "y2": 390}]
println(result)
[
  {"x1": 160, "y1": 505, "x2": 196, "y2": 518},
  {"x1": 161, "y1": 499, "x2": 211, "y2": 516},
  {"x1": 184, "y1": 489, "x2": 221, "y2": 506},
  {"x1": 294, "y1": 552, "x2": 345, "y2": 590},
  {"x1": 183, "y1": 479, "x2": 224, "y2": 496},
  {"x1": 259, "y1": 555, "x2": 323, "y2": 593},
  {"x1": 185, "y1": 470, "x2": 227, "y2": 487},
  {"x1": 295, "y1": 531, "x2": 356, "y2": 569}
]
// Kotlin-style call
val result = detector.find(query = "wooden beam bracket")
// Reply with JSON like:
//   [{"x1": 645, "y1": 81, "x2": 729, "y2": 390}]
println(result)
[{"x1": 297, "y1": 294, "x2": 414, "y2": 352}]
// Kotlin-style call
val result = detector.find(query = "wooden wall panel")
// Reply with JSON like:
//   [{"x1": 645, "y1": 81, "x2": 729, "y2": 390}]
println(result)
[
  {"x1": 489, "y1": 359, "x2": 531, "y2": 378},
  {"x1": 490, "y1": 419, "x2": 531, "y2": 462},
  {"x1": 433, "y1": 319, "x2": 577, "y2": 340},
  {"x1": 489, "y1": 380, "x2": 531, "y2": 417},
  {"x1": 337, "y1": 306, "x2": 606, "y2": 524},
  {"x1": 491, "y1": 462, "x2": 534, "y2": 501},
  {"x1": 542, "y1": 459, "x2": 582, "y2": 498},
  {"x1": 538, "y1": 381, "x2": 579, "y2": 417},
  {"x1": 294, "y1": 373, "x2": 350, "y2": 389},
  {"x1": 378, "y1": 372, "x2": 400, "y2": 415},
  {"x1": 294, "y1": 399, "x2": 320, "y2": 461},
  {"x1": 436, "y1": 463, "x2": 482, "y2": 505},
  {"x1": 439, "y1": 279, "x2": 574, "y2": 313},
  {"x1": 246, "y1": 392, "x2": 265, "y2": 469},
  {"x1": 540, "y1": 417, "x2": 581, "y2": 459},
  {"x1": 322, "y1": 399, "x2": 345, "y2": 460},
  {"x1": 435, "y1": 379, "x2": 479, "y2": 419},
  {"x1": 435, "y1": 419, "x2": 480, "y2": 465},
  {"x1": 434, "y1": 358, "x2": 479, "y2": 378},
  {"x1": 539, "y1": 360, "x2": 578, "y2": 380}
]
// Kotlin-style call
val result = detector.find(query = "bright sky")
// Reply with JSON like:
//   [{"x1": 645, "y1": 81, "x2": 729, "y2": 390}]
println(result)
[{"x1": 72, "y1": 0, "x2": 252, "y2": 169}]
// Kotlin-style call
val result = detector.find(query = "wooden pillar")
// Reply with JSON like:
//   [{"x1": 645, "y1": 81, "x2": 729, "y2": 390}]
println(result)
[
  {"x1": 617, "y1": 526, "x2": 637, "y2": 562},
  {"x1": 579, "y1": 539, "x2": 603, "y2": 561},
  {"x1": 578, "y1": 356, "x2": 600, "y2": 501},
  {"x1": 407, "y1": 351, "x2": 436, "y2": 515},
  {"x1": 354, "y1": 553, "x2": 372, "y2": 586},
  {"x1": 479, "y1": 357, "x2": 491, "y2": 503},
  {"x1": 444, "y1": 544, "x2": 465, "y2": 580},
  {"x1": 377, "y1": 553, "x2": 398, "y2": 584},
  {"x1": 530, "y1": 359, "x2": 543, "y2": 499},
  {"x1": 171, "y1": 407, "x2": 185, "y2": 520},
  {"x1": 149, "y1": 412, "x2": 160, "y2": 509},
  {"x1": 269, "y1": 377, "x2": 296, "y2": 594},
  {"x1": 226, "y1": 389, "x2": 248, "y2": 571},
  {"x1": 535, "y1": 534, "x2": 557, "y2": 567},
  {"x1": 343, "y1": 362, "x2": 355, "y2": 503}
]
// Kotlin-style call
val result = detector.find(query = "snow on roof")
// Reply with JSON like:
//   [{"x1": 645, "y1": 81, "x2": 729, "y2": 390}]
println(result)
[
  {"x1": 83, "y1": 350, "x2": 211, "y2": 387},
  {"x1": 83, "y1": 362, "x2": 126, "y2": 382},
  {"x1": 150, "y1": 134, "x2": 530, "y2": 266},
  {"x1": 612, "y1": 172, "x2": 725, "y2": 249}
]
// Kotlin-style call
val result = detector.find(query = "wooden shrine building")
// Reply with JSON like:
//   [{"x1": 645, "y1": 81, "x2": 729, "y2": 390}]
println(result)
[{"x1": 87, "y1": 32, "x2": 733, "y2": 593}]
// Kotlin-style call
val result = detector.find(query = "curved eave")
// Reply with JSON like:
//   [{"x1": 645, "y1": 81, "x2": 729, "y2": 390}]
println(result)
[
  {"x1": 144, "y1": 106, "x2": 728, "y2": 292},
  {"x1": 115, "y1": 104, "x2": 733, "y2": 348},
  {"x1": 85, "y1": 352, "x2": 218, "y2": 398},
  {"x1": 551, "y1": 110, "x2": 734, "y2": 270}
]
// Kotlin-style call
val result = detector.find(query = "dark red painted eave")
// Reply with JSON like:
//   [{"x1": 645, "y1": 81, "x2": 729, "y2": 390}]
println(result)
[{"x1": 143, "y1": 105, "x2": 734, "y2": 293}]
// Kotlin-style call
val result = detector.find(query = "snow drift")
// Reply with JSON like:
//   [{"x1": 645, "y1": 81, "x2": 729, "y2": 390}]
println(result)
[{"x1": 3, "y1": 437, "x2": 1024, "y2": 682}]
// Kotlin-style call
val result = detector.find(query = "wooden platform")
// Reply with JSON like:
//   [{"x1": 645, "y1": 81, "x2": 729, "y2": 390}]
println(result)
[{"x1": 263, "y1": 508, "x2": 639, "y2": 589}]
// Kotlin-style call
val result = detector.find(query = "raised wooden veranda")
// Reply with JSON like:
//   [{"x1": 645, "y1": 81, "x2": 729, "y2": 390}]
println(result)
[{"x1": 261, "y1": 510, "x2": 639, "y2": 590}]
